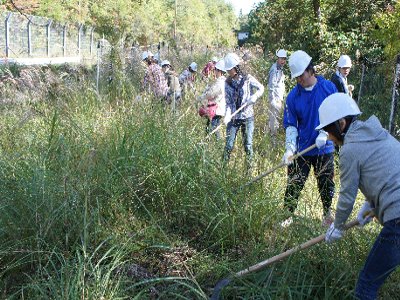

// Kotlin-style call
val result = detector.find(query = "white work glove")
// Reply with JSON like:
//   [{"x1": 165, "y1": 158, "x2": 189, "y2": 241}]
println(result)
[
  {"x1": 224, "y1": 109, "x2": 232, "y2": 125},
  {"x1": 249, "y1": 95, "x2": 257, "y2": 104},
  {"x1": 316, "y1": 130, "x2": 328, "y2": 149},
  {"x1": 282, "y1": 149, "x2": 294, "y2": 165},
  {"x1": 325, "y1": 223, "x2": 344, "y2": 243},
  {"x1": 283, "y1": 126, "x2": 298, "y2": 165},
  {"x1": 357, "y1": 201, "x2": 373, "y2": 226}
]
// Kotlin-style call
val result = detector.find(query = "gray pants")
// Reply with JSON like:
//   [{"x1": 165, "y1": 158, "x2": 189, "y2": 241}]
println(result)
[{"x1": 268, "y1": 98, "x2": 283, "y2": 135}]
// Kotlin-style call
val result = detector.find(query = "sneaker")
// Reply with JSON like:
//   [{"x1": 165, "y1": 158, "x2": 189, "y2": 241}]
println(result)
[
  {"x1": 322, "y1": 211, "x2": 334, "y2": 227},
  {"x1": 280, "y1": 217, "x2": 293, "y2": 228}
]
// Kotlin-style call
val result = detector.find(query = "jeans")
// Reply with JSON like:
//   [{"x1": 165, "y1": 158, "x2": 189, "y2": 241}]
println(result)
[
  {"x1": 284, "y1": 154, "x2": 335, "y2": 216},
  {"x1": 206, "y1": 115, "x2": 222, "y2": 139},
  {"x1": 355, "y1": 217, "x2": 400, "y2": 300},
  {"x1": 223, "y1": 117, "x2": 254, "y2": 163}
]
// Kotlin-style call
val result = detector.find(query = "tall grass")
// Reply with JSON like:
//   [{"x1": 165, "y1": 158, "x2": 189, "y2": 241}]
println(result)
[{"x1": 0, "y1": 59, "x2": 399, "y2": 299}]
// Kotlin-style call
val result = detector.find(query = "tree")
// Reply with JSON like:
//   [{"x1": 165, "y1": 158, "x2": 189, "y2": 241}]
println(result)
[
  {"x1": 372, "y1": 2, "x2": 400, "y2": 59},
  {"x1": 14, "y1": 0, "x2": 237, "y2": 47},
  {"x1": 247, "y1": 0, "x2": 395, "y2": 63}
]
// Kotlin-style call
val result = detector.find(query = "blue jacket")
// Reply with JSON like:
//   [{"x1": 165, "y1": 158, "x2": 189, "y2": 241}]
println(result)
[{"x1": 283, "y1": 75, "x2": 337, "y2": 156}]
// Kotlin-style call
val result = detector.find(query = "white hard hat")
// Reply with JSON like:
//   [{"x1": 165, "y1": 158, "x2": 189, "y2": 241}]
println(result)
[
  {"x1": 142, "y1": 51, "x2": 154, "y2": 61},
  {"x1": 224, "y1": 53, "x2": 241, "y2": 71},
  {"x1": 211, "y1": 56, "x2": 218, "y2": 62},
  {"x1": 288, "y1": 50, "x2": 312, "y2": 79},
  {"x1": 276, "y1": 49, "x2": 287, "y2": 58},
  {"x1": 337, "y1": 55, "x2": 352, "y2": 68},
  {"x1": 316, "y1": 93, "x2": 361, "y2": 130},
  {"x1": 161, "y1": 60, "x2": 171, "y2": 67},
  {"x1": 215, "y1": 59, "x2": 226, "y2": 72},
  {"x1": 189, "y1": 62, "x2": 197, "y2": 72}
]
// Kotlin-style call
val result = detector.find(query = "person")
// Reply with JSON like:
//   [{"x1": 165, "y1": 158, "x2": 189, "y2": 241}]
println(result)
[
  {"x1": 153, "y1": 52, "x2": 161, "y2": 65},
  {"x1": 242, "y1": 51, "x2": 252, "y2": 63},
  {"x1": 267, "y1": 49, "x2": 287, "y2": 139},
  {"x1": 161, "y1": 60, "x2": 181, "y2": 107},
  {"x1": 197, "y1": 59, "x2": 226, "y2": 139},
  {"x1": 142, "y1": 51, "x2": 169, "y2": 99},
  {"x1": 330, "y1": 55, "x2": 354, "y2": 96},
  {"x1": 281, "y1": 50, "x2": 338, "y2": 227},
  {"x1": 179, "y1": 62, "x2": 198, "y2": 99},
  {"x1": 318, "y1": 93, "x2": 400, "y2": 300},
  {"x1": 202, "y1": 57, "x2": 218, "y2": 79},
  {"x1": 223, "y1": 52, "x2": 264, "y2": 171}
]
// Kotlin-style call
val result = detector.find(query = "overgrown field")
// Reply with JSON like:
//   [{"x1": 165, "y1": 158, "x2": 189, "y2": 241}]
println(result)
[{"x1": 0, "y1": 58, "x2": 399, "y2": 299}]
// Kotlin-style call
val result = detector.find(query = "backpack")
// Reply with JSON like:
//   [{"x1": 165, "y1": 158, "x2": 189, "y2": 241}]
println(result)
[{"x1": 198, "y1": 101, "x2": 217, "y2": 120}]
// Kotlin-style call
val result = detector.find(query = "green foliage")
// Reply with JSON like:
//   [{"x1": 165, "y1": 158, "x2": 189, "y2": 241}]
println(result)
[
  {"x1": 247, "y1": 0, "x2": 394, "y2": 62},
  {"x1": 372, "y1": 2, "x2": 400, "y2": 59},
  {"x1": 31, "y1": 0, "x2": 237, "y2": 47}
]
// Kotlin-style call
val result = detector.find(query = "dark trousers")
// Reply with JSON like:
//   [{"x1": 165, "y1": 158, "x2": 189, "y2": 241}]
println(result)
[
  {"x1": 355, "y1": 218, "x2": 400, "y2": 300},
  {"x1": 206, "y1": 115, "x2": 222, "y2": 139},
  {"x1": 284, "y1": 153, "x2": 335, "y2": 215}
]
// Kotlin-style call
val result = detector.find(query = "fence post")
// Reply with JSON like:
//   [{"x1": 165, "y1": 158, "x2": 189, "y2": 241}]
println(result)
[
  {"x1": 63, "y1": 25, "x2": 67, "y2": 56},
  {"x1": 388, "y1": 54, "x2": 400, "y2": 135},
  {"x1": 89, "y1": 27, "x2": 94, "y2": 56},
  {"x1": 96, "y1": 39, "x2": 102, "y2": 92},
  {"x1": 5, "y1": 12, "x2": 12, "y2": 57},
  {"x1": 27, "y1": 17, "x2": 32, "y2": 56},
  {"x1": 357, "y1": 61, "x2": 365, "y2": 104},
  {"x1": 46, "y1": 19, "x2": 52, "y2": 57},
  {"x1": 77, "y1": 24, "x2": 83, "y2": 56}
]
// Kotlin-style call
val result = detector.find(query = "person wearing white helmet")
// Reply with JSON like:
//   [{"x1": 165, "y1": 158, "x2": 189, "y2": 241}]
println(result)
[
  {"x1": 331, "y1": 54, "x2": 354, "y2": 96},
  {"x1": 142, "y1": 50, "x2": 154, "y2": 61},
  {"x1": 317, "y1": 93, "x2": 400, "y2": 300},
  {"x1": 267, "y1": 49, "x2": 287, "y2": 138},
  {"x1": 281, "y1": 50, "x2": 338, "y2": 228},
  {"x1": 142, "y1": 50, "x2": 169, "y2": 99},
  {"x1": 197, "y1": 59, "x2": 227, "y2": 138},
  {"x1": 202, "y1": 56, "x2": 218, "y2": 79},
  {"x1": 161, "y1": 60, "x2": 182, "y2": 106},
  {"x1": 222, "y1": 52, "x2": 264, "y2": 171},
  {"x1": 179, "y1": 62, "x2": 198, "y2": 99}
]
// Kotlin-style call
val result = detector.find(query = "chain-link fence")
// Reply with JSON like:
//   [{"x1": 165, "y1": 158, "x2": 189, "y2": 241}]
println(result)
[
  {"x1": 0, "y1": 10, "x2": 97, "y2": 63},
  {"x1": 349, "y1": 56, "x2": 400, "y2": 135}
]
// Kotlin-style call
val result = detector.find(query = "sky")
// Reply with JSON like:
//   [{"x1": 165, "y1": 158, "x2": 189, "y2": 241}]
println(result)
[{"x1": 226, "y1": 0, "x2": 264, "y2": 16}]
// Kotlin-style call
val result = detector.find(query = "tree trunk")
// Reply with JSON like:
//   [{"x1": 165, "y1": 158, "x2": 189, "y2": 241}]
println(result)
[{"x1": 313, "y1": 0, "x2": 321, "y2": 21}]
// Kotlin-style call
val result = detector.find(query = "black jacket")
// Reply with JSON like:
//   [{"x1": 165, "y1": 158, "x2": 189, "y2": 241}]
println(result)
[{"x1": 330, "y1": 72, "x2": 346, "y2": 93}]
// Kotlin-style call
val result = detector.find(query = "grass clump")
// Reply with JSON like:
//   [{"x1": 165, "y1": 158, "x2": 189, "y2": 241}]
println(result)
[{"x1": 0, "y1": 59, "x2": 399, "y2": 300}]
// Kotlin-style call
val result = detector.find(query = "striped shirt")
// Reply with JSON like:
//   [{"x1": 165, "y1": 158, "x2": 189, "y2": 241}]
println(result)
[{"x1": 225, "y1": 74, "x2": 264, "y2": 120}]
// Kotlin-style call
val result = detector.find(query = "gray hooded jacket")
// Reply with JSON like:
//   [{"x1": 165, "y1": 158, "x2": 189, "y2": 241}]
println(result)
[{"x1": 335, "y1": 115, "x2": 400, "y2": 229}]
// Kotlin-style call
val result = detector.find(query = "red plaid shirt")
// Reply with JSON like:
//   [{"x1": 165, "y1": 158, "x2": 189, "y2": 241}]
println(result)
[
  {"x1": 143, "y1": 64, "x2": 169, "y2": 97},
  {"x1": 202, "y1": 61, "x2": 216, "y2": 78}
]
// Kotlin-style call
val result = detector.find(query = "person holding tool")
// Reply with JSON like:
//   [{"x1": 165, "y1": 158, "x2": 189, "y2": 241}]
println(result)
[
  {"x1": 222, "y1": 52, "x2": 264, "y2": 172},
  {"x1": 281, "y1": 50, "x2": 338, "y2": 227},
  {"x1": 318, "y1": 93, "x2": 400, "y2": 300},
  {"x1": 197, "y1": 59, "x2": 227, "y2": 139}
]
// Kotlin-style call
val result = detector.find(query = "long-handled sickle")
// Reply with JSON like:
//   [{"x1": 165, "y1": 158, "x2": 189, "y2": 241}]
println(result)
[
  {"x1": 210, "y1": 218, "x2": 360, "y2": 300},
  {"x1": 207, "y1": 103, "x2": 248, "y2": 138},
  {"x1": 240, "y1": 144, "x2": 317, "y2": 189}
]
